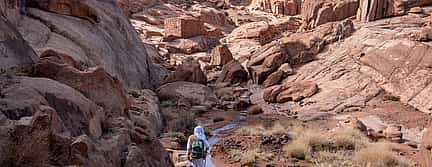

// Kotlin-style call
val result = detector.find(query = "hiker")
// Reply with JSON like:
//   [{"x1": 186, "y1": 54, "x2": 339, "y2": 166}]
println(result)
[{"x1": 186, "y1": 126, "x2": 210, "y2": 167}]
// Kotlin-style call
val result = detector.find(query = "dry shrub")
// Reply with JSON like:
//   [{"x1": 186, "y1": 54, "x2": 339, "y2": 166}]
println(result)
[
  {"x1": 284, "y1": 127, "x2": 329, "y2": 160},
  {"x1": 353, "y1": 142, "x2": 411, "y2": 167},
  {"x1": 213, "y1": 117, "x2": 225, "y2": 123},
  {"x1": 333, "y1": 127, "x2": 368, "y2": 150},
  {"x1": 285, "y1": 141, "x2": 310, "y2": 160},
  {"x1": 241, "y1": 149, "x2": 261, "y2": 165}
]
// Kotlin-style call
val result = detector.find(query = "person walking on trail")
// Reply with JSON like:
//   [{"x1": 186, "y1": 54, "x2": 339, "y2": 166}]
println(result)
[{"x1": 186, "y1": 126, "x2": 210, "y2": 167}]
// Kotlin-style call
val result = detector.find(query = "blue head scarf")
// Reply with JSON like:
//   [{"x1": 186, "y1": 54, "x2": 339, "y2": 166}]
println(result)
[{"x1": 194, "y1": 126, "x2": 207, "y2": 140}]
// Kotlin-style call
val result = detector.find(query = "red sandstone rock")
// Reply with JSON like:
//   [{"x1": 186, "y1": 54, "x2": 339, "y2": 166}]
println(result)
[
  {"x1": 357, "y1": 0, "x2": 432, "y2": 22},
  {"x1": 210, "y1": 45, "x2": 234, "y2": 66},
  {"x1": 264, "y1": 81, "x2": 318, "y2": 103},
  {"x1": 250, "y1": 0, "x2": 301, "y2": 16},
  {"x1": 163, "y1": 58, "x2": 207, "y2": 84},
  {"x1": 216, "y1": 60, "x2": 249, "y2": 84},
  {"x1": 164, "y1": 17, "x2": 204, "y2": 40},
  {"x1": 301, "y1": 0, "x2": 358, "y2": 29}
]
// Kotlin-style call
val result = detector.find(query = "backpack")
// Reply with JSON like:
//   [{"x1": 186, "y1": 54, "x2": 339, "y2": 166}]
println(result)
[{"x1": 190, "y1": 136, "x2": 205, "y2": 159}]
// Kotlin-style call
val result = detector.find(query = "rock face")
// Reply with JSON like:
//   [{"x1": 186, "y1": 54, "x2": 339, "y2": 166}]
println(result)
[
  {"x1": 166, "y1": 36, "x2": 220, "y2": 54},
  {"x1": 247, "y1": 19, "x2": 354, "y2": 85},
  {"x1": 357, "y1": 0, "x2": 432, "y2": 22},
  {"x1": 250, "y1": 0, "x2": 301, "y2": 16},
  {"x1": 164, "y1": 59, "x2": 207, "y2": 84},
  {"x1": 157, "y1": 81, "x2": 218, "y2": 106},
  {"x1": 225, "y1": 17, "x2": 302, "y2": 61},
  {"x1": 216, "y1": 60, "x2": 249, "y2": 84},
  {"x1": 264, "y1": 81, "x2": 318, "y2": 103},
  {"x1": 194, "y1": 6, "x2": 228, "y2": 26},
  {"x1": 280, "y1": 14, "x2": 431, "y2": 115},
  {"x1": 301, "y1": 0, "x2": 358, "y2": 29},
  {"x1": 34, "y1": 55, "x2": 130, "y2": 117},
  {"x1": 263, "y1": 63, "x2": 293, "y2": 88},
  {"x1": 0, "y1": 18, "x2": 38, "y2": 71},
  {"x1": 0, "y1": 76, "x2": 103, "y2": 138},
  {"x1": 18, "y1": 0, "x2": 163, "y2": 89}
]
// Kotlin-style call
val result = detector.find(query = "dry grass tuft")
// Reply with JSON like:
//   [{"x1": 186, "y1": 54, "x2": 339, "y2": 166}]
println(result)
[
  {"x1": 313, "y1": 151, "x2": 353, "y2": 167},
  {"x1": 353, "y1": 142, "x2": 411, "y2": 167},
  {"x1": 284, "y1": 127, "x2": 329, "y2": 160},
  {"x1": 235, "y1": 123, "x2": 290, "y2": 136},
  {"x1": 333, "y1": 127, "x2": 368, "y2": 150}
]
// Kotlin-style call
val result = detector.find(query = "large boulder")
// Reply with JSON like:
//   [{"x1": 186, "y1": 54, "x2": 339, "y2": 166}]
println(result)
[
  {"x1": 163, "y1": 59, "x2": 207, "y2": 84},
  {"x1": 165, "y1": 36, "x2": 220, "y2": 54},
  {"x1": 0, "y1": 76, "x2": 103, "y2": 138},
  {"x1": 301, "y1": 0, "x2": 358, "y2": 29},
  {"x1": 164, "y1": 16, "x2": 204, "y2": 40},
  {"x1": 157, "y1": 81, "x2": 218, "y2": 106},
  {"x1": 216, "y1": 60, "x2": 249, "y2": 84},
  {"x1": 34, "y1": 54, "x2": 130, "y2": 117},
  {"x1": 263, "y1": 63, "x2": 293, "y2": 88},
  {"x1": 210, "y1": 45, "x2": 234, "y2": 66},
  {"x1": 263, "y1": 81, "x2": 318, "y2": 103},
  {"x1": 192, "y1": 6, "x2": 228, "y2": 26}
]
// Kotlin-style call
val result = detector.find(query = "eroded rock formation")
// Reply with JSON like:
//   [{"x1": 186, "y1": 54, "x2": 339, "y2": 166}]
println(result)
[
  {"x1": 301, "y1": 0, "x2": 358, "y2": 29},
  {"x1": 357, "y1": 0, "x2": 432, "y2": 22},
  {"x1": 250, "y1": 0, "x2": 301, "y2": 16}
]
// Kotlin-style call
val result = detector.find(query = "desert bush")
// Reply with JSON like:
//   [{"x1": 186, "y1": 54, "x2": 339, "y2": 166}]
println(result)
[
  {"x1": 241, "y1": 149, "x2": 261, "y2": 165},
  {"x1": 353, "y1": 142, "x2": 411, "y2": 167},
  {"x1": 285, "y1": 141, "x2": 310, "y2": 160},
  {"x1": 333, "y1": 127, "x2": 368, "y2": 150},
  {"x1": 229, "y1": 150, "x2": 242, "y2": 163},
  {"x1": 384, "y1": 95, "x2": 400, "y2": 101},
  {"x1": 213, "y1": 117, "x2": 225, "y2": 123},
  {"x1": 285, "y1": 127, "x2": 329, "y2": 160},
  {"x1": 248, "y1": 105, "x2": 263, "y2": 115}
]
